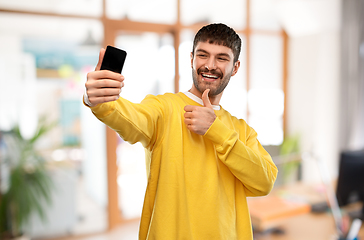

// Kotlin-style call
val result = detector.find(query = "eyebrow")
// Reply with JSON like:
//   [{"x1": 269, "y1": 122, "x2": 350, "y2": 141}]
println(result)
[{"x1": 195, "y1": 49, "x2": 231, "y2": 60}]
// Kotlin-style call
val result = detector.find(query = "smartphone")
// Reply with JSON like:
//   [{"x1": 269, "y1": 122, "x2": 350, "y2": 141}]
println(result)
[{"x1": 100, "y1": 45, "x2": 127, "y2": 73}]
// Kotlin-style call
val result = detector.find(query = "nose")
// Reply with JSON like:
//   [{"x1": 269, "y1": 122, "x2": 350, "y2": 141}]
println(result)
[{"x1": 205, "y1": 57, "x2": 217, "y2": 70}]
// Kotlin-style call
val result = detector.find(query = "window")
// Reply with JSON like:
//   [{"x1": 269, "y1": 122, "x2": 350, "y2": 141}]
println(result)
[{"x1": 249, "y1": 34, "x2": 284, "y2": 145}]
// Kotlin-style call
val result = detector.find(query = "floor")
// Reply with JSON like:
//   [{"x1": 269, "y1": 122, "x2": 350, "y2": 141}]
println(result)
[
  {"x1": 44, "y1": 215, "x2": 344, "y2": 240},
  {"x1": 34, "y1": 175, "x2": 364, "y2": 240},
  {"x1": 72, "y1": 177, "x2": 108, "y2": 236},
  {"x1": 48, "y1": 220, "x2": 140, "y2": 240}
]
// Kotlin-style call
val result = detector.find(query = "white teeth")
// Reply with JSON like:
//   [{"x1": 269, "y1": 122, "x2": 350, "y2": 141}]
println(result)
[{"x1": 202, "y1": 74, "x2": 218, "y2": 79}]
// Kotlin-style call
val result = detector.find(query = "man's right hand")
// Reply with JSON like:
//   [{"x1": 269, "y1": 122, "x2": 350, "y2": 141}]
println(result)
[{"x1": 85, "y1": 48, "x2": 125, "y2": 107}]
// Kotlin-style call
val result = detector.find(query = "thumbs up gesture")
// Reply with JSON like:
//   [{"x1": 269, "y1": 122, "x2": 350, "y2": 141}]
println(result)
[{"x1": 184, "y1": 89, "x2": 217, "y2": 135}]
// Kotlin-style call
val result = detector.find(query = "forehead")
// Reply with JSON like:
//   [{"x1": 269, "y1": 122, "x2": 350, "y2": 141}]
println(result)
[{"x1": 194, "y1": 41, "x2": 234, "y2": 57}]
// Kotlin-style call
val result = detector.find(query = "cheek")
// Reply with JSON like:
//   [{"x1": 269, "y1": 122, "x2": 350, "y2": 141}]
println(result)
[
  {"x1": 192, "y1": 58, "x2": 205, "y2": 70},
  {"x1": 192, "y1": 61, "x2": 197, "y2": 70},
  {"x1": 191, "y1": 61, "x2": 198, "y2": 71},
  {"x1": 224, "y1": 64, "x2": 235, "y2": 75}
]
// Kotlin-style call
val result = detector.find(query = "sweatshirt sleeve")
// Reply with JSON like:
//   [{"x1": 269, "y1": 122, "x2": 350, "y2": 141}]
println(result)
[
  {"x1": 87, "y1": 95, "x2": 164, "y2": 149},
  {"x1": 204, "y1": 117, "x2": 278, "y2": 197}
]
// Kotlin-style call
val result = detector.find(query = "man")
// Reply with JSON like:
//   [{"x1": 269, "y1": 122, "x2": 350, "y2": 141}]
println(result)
[{"x1": 84, "y1": 23, "x2": 278, "y2": 240}]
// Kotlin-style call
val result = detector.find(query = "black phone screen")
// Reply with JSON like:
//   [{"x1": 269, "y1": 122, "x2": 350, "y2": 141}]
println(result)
[{"x1": 100, "y1": 45, "x2": 127, "y2": 73}]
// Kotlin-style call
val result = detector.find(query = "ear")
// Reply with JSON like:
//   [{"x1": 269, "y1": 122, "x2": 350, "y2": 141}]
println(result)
[
  {"x1": 190, "y1": 52, "x2": 194, "y2": 68},
  {"x1": 231, "y1": 60, "x2": 240, "y2": 76}
]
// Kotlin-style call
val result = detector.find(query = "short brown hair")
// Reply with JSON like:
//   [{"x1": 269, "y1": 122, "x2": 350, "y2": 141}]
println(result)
[{"x1": 192, "y1": 23, "x2": 241, "y2": 63}]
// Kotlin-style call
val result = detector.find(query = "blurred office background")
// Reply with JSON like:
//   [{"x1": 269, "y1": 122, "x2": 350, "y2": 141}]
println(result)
[{"x1": 0, "y1": 0, "x2": 363, "y2": 239}]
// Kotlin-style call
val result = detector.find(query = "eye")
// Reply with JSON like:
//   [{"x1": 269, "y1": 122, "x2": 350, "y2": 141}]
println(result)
[
  {"x1": 218, "y1": 57, "x2": 229, "y2": 61},
  {"x1": 197, "y1": 54, "x2": 207, "y2": 58}
]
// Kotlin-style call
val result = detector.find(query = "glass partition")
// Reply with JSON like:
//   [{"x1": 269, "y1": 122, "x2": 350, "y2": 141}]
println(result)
[
  {"x1": 250, "y1": 34, "x2": 283, "y2": 89},
  {"x1": 106, "y1": 0, "x2": 177, "y2": 24},
  {"x1": 115, "y1": 32, "x2": 175, "y2": 103},
  {"x1": 248, "y1": 34, "x2": 284, "y2": 145}
]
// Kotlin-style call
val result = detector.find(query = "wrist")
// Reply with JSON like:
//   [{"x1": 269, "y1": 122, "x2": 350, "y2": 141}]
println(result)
[{"x1": 83, "y1": 89, "x2": 96, "y2": 107}]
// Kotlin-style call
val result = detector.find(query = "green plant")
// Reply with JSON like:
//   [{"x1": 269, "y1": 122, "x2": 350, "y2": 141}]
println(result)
[
  {"x1": 0, "y1": 117, "x2": 56, "y2": 238},
  {"x1": 280, "y1": 134, "x2": 301, "y2": 183}
]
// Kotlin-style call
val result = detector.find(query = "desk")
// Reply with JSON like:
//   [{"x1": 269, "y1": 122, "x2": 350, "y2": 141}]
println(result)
[
  {"x1": 249, "y1": 182, "x2": 364, "y2": 240},
  {"x1": 254, "y1": 212, "x2": 364, "y2": 240}
]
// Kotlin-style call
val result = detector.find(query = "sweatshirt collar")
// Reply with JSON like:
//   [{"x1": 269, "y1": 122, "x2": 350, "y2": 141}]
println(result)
[{"x1": 183, "y1": 92, "x2": 221, "y2": 110}]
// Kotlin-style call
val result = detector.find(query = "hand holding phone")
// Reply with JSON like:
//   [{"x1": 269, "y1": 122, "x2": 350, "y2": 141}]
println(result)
[
  {"x1": 100, "y1": 45, "x2": 127, "y2": 73},
  {"x1": 85, "y1": 46, "x2": 127, "y2": 107}
]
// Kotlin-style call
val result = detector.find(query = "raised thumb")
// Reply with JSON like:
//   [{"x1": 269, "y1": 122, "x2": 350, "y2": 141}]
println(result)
[
  {"x1": 202, "y1": 89, "x2": 213, "y2": 108},
  {"x1": 95, "y1": 48, "x2": 106, "y2": 71}
]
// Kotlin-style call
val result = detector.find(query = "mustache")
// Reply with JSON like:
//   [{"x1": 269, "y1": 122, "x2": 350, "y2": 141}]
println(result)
[{"x1": 197, "y1": 67, "x2": 223, "y2": 78}]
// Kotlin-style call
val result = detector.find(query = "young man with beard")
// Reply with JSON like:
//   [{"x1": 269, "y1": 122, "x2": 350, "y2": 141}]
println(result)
[{"x1": 84, "y1": 23, "x2": 278, "y2": 240}]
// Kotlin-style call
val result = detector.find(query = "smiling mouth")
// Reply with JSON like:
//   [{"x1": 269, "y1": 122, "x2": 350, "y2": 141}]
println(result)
[{"x1": 201, "y1": 73, "x2": 220, "y2": 81}]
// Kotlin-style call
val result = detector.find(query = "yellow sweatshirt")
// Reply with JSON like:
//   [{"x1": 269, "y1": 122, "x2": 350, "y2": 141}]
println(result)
[{"x1": 88, "y1": 92, "x2": 278, "y2": 240}]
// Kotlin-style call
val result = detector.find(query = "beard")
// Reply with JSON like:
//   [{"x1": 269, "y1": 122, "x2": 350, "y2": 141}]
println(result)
[{"x1": 192, "y1": 66, "x2": 233, "y2": 96}]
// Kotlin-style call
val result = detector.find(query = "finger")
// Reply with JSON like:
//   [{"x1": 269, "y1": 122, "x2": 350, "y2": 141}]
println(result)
[
  {"x1": 184, "y1": 112, "x2": 194, "y2": 119},
  {"x1": 95, "y1": 48, "x2": 106, "y2": 71},
  {"x1": 184, "y1": 118, "x2": 194, "y2": 127},
  {"x1": 90, "y1": 79, "x2": 124, "y2": 89},
  {"x1": 185, "y1": 122, "x2": 196, "y2": 132},
  {"x1": 202, "y1": 89, "x2": 213, "y2": 109},
  {"x1": 86, "y1": 71, "x2": 124, "y2": 90},
  {"x1": 89, "y1": 95, "x2": 120, "y2": 105},
  {"x1": 184, "y1": 105, "x2": 197, "y2": 112},
  {"x1": 91, "y1": 70, "x2": 124, "y2": 82},
  {"x1": 88, "y1": 88, "x2": 121, "y2": 98},
  {"x1": 85, "y1": 80, "x2": 122, "y2": 98}
]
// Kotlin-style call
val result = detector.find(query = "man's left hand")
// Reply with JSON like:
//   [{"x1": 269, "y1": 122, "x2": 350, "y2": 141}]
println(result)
[{"x1": 184, "y1": 89, "x2": 217, "y2": 135}]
